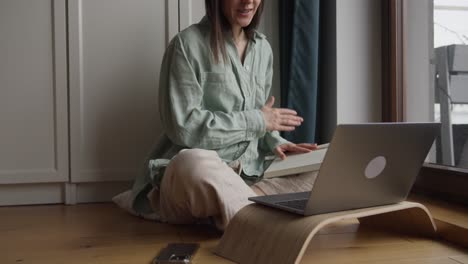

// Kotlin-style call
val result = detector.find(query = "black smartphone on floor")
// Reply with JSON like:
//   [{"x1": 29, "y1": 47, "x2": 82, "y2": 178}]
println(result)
[{"x1": 153, "y1": 243, "x2": 199, "y2": 264}]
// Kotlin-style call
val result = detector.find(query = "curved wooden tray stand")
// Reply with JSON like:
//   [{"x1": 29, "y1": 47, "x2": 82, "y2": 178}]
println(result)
[{"x1": 215, "y1": 201, "x2": 437, "y2": 264}]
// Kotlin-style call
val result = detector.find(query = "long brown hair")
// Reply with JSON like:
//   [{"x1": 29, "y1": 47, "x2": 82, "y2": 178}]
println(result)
[{"x1": 205, "y1": 0, "x2": 264, "y2": 63}]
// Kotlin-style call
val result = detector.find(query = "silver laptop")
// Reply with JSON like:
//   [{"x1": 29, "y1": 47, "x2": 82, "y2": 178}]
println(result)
[{"x1": 249, "y1": 122, "x2": 440, "y2": 215}]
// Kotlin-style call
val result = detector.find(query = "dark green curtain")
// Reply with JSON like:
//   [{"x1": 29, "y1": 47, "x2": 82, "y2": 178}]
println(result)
[{"x1": 280, "y1": 0, "x2": 321, "y2": 143}]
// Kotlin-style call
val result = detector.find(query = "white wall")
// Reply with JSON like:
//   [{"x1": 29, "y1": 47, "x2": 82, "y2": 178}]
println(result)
[
  {"x1": 179, "y1": 0, "x2": 205, "y2": 30},
  {"x1": 336, "y1": 0, "x2": 382, "y2": 124},
  {"x1": 322, "y1": 0, "x2": 382, "y2": 142}
]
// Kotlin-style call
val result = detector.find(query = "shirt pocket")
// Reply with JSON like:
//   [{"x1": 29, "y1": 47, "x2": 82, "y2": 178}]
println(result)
[
  {"x1": 201, "y1": 72, "x2": 242, "y2": 112},
  {"x1": 255, "y1": 75, "x2": 268, "y2": 106}
]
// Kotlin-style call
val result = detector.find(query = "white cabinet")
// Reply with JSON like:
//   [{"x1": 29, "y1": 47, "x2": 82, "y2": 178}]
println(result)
[
  {"x1": 68, "y1": 0, "x2": 170, "y2": 183},
  {"x1": 0, "y1": 0, "x2": 177, "y2": 205},
  {"x1": 0, "y1": 0, "x2": 68, "y2": 185}
]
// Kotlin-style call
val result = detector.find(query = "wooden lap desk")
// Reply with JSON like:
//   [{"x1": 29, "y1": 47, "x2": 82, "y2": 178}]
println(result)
[{"x1": 215, "y1": 201, "x2": 438, "y2": 264}]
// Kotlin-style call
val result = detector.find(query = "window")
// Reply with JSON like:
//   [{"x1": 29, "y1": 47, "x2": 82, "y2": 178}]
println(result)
[
  {"x1": 382, "y1": 0, "x2": 468, "y2": 204},
  {"x1": 433, "y1": 0, "x2": 468, "y2": 169}
]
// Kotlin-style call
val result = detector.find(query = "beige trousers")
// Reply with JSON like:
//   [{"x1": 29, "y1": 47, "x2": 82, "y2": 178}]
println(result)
[{"x1": 149, "y1": 149, "x2": 317, "y2": 230}]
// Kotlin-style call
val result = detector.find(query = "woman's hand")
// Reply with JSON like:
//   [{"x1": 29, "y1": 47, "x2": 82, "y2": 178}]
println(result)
[
  {"x1": 261, "y1": 96, "x2": 304, "y2": 132},
  {"x1": 274, "y1": 143, "x2": 318, "y2": 160}
]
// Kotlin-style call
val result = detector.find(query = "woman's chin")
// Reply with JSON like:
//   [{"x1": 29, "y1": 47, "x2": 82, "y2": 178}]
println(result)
[{"x1": 236, "y1": 18, "x2": 254, "y2": 28}]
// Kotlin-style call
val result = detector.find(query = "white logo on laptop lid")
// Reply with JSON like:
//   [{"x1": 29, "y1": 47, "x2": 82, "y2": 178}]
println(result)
[{"x1": 364, "y1": 156, "x2": 386, "y2": 179}]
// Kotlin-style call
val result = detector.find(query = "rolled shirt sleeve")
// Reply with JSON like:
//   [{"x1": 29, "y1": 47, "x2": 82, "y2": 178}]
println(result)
[{"x1": 261, "y1": 131, "x2": 291, "y2": 152}]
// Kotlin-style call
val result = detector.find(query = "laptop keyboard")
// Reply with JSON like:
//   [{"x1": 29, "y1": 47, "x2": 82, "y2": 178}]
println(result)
[{"x1": 276, "y1": 199, "x2": 308, "y2": 210}]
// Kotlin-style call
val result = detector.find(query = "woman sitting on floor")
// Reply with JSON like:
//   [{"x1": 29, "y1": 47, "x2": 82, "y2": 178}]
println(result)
[{"x1": 127, "y1": 0, "x2": 318, "y2": 230}]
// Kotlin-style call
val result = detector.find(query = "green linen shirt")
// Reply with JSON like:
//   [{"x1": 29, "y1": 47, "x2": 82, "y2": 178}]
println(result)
[{"x1": 131, "y1": 17, "x2": 290, "y2": 214}]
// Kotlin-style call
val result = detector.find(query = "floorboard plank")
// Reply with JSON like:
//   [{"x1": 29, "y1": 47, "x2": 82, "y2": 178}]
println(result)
[{"x1": 0, "y1": 203, "x2": 466, "y2": 264}]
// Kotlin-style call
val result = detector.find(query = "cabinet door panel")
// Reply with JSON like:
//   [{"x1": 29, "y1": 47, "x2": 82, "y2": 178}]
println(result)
[
  {"x1": 179, "y1": 0, "x2": 205, "y2": 30},
  {"x1": 69, "y1": 0, "x2": 170, "y2": 182},
  {"x1": 0, "y1": 0, "x2": 68, "y2": 184}
]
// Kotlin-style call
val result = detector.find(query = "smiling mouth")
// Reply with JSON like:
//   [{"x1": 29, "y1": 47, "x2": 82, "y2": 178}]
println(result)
[{"x1": 238, "y1": 9, "x2": 253, "y2": 15}]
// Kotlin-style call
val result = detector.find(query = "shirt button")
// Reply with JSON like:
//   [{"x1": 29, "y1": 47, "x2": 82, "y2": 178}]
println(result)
[{"x1": 245, "y1": 65, "x2": 250, "y2": 71}]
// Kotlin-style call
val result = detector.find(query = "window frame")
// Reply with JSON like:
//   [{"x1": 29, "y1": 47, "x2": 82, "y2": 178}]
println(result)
[
  {"x1": 382, "y1": 0, "x2": 405, "y2": 122},
  {"x1": 382, "y1": 0, "x2": 468, "y2": 204}
]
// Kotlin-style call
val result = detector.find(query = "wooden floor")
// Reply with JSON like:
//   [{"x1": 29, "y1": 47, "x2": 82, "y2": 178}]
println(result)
[{"x1": 0, "y1": 202, "x2": 467, "y2": 264}]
